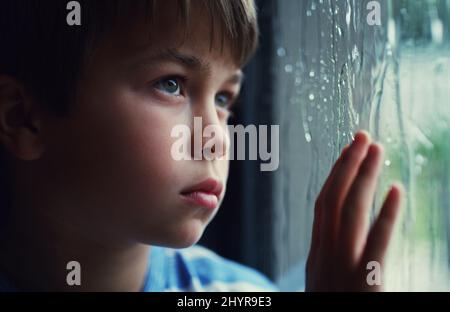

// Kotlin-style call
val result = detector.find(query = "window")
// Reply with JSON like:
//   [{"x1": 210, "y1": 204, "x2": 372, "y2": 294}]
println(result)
[{"x1": 201, "y1": 0, "x2": 450, "y2": 291}]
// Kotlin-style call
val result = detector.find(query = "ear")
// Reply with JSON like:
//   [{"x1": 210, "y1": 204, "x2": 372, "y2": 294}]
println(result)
[{"x1": 0, "y1": 76, "x2": 45, "y2": 161}]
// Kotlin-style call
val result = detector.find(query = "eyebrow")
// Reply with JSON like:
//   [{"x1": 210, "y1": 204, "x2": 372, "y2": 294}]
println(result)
[{"x1": 131, "y1": 48, "x2": 245, "y2": 85}]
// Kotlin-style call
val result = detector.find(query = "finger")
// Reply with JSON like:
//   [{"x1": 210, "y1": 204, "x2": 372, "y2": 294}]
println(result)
[
  {"x1": 308, "y1": 144, "x2": 350, "y2": 265},
  {"x1": 361, "y1": 183, "x2": 403, "y2": 267},
  {"x1": 318, "y1": 131, "x2": 371, "y2": 255},
  {"x1": 307, "y1": 143, "x2": 353, "y2": 289},
  {"x1": 338, "y1": 143, "x2": 384, "y2": 267},
  {"x1": 316, "y1": 144, "x2": 350, "y2": 207}
]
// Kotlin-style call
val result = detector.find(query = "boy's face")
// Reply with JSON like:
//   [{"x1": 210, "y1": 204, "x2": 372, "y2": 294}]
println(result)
[{"x1": 41, "y1": 2, "x2": 241, "y2": 248}]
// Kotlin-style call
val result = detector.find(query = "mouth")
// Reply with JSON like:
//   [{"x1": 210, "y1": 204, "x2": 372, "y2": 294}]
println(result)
[{"x1": 180, "y1": 178, "x2": 223, "y2": 210}]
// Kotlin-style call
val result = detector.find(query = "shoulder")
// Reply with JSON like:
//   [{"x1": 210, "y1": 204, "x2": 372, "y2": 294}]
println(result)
[{"x1": 144, "y1": 245, "x2": 278, "y2": 292}]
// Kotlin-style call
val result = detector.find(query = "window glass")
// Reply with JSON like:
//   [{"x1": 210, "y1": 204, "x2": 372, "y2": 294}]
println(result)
[{"x1": 273, "y1": 0, "x2": 450, "y2": 291}]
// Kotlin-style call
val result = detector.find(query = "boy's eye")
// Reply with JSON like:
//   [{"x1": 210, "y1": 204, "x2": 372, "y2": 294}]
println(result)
[
  {"x1": 154, "y1": 77, "x2": 181, "y2": 96},
  {"x1": 215, "y1": 93, "x2": 232, "y2": 108}
]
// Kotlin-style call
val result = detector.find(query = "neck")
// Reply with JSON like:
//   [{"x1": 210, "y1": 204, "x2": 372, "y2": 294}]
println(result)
[{"x1": 0, "y1": 208, "x2": 150, "y2": 291}]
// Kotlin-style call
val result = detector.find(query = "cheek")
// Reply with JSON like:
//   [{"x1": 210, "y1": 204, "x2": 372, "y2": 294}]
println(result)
[
  {"x1": 93, "y1": 94, "x2": 186, "y2": 204},
  {"x1": 218, "y1": 158, "x2": 230, "y2": 182},
  {"x1": 115, "y1": 114, "x2": 182, "y2": 200},
  {"x1": 46, "y1": 89, "x2": 187, "y2": 222}
]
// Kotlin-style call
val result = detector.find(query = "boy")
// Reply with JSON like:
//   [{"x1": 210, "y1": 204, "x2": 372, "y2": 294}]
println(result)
[{"x1": 0, "y1": 0, "x2": 402, "y2": 291}]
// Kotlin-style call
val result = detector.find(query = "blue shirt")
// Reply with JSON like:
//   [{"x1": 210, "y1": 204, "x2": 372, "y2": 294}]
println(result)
[
  {"x1": 0, "y1": 245, "x2": 278, "y2": 292},
  {"x1": 142, "y1": 245, "x2": 278, "y2": 291}
]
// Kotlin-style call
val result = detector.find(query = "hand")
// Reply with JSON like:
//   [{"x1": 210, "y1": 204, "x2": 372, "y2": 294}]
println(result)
[{"x1": 305, "y1": 131, "x2": 403, "y2": 291}]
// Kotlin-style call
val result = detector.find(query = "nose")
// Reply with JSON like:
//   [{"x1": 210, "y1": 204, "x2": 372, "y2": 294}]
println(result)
[{"x1": 190, "y1": 99, "x2": 229, "y2": 160}]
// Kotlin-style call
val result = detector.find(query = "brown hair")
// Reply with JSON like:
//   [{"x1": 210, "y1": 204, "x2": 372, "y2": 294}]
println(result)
[
  {"x1": 173, "y1": 0, "x2": 259, "y2": 67},
  {"x1": 0, "y1": 0, "x2": 259, "y2": 115}
]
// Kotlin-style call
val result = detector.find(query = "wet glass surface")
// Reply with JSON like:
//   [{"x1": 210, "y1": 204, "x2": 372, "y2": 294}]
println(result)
[{"x1": 273, "y1": 0, "x2": 450, "y2": 291}]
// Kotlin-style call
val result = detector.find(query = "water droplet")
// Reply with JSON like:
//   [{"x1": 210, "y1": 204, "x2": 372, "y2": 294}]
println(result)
[
  {"x1": 306, "y1": 10, "x2": 312, "y2": 17},
  {"x1": 386, "y1": 46, "x2": 393, "y2": 57},
  {"x1": 345, "y1": 2, "x2": 352, "y2": 27},
  {"x1": 415, "y1": 154, "x2": 426, "y2": 166},
  {"x1": 305, "y1": 133, "x2": 312, "y2": 142},
  {"x1": 307, "y1": 116, "x2": 313, "y2": 122},
  {"x1": 295, "y1": 77, "x2": 302, "y2": 86},
  {"x1": 284, "y1": 64, "x2": 293, "y2": 73},
  {"x1": 384, "y1": 160, "x2": 391, "y2": 167},
  {"x1": 351, "y1": 46, "x2": 360, "y2": 62},
  {"x1": 309, "y1": 71, "x2": 315, "y2": 77},
  {"x1": 309, "y1": 93, "x2": 315, "y2": 101},
  {"x1": 277, "y1": 47, "x2": 286, "y2": 57},
  {"x1": 431, "y1": 18, "x2": 444, "y2": 44}
]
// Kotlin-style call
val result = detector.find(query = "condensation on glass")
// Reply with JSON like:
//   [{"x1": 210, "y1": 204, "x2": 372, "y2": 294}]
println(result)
[{"x1": 272, "y1": 0, "x2": 450, "y2": 291}]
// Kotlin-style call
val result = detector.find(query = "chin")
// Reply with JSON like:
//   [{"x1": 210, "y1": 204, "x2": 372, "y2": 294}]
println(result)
[
  {"x1": 147, "y1": 219, "x2": 207, "y2": 249},
  {"x1": 173, "y1": 222, "x2": 206, "y2": 248}
]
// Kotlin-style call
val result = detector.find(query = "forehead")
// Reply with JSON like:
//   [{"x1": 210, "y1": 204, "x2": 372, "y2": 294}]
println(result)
[{"x1": 100, "y1": 1, "x2": 239, "y2": 69}]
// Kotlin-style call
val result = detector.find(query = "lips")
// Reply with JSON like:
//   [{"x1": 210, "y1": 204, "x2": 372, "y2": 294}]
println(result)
[{"x1": 180, "y1": 178, "x2": 223, "y2": 210}]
